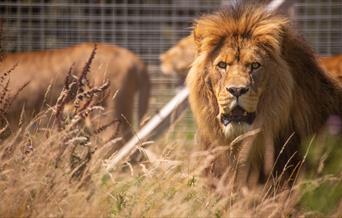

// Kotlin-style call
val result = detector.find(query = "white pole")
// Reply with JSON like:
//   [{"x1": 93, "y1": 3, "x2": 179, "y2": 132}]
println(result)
[
  {"x1": 105, "y1": 88, "x2": 189, "y2": 171},
  {"x1": 267, "y1": 0, "x2": 286, "y2": 11}
]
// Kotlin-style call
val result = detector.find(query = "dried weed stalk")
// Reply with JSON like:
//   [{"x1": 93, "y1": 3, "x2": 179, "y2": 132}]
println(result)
[
  {"x1": 0, "y1": 18, "x2": 4, "y2": 62},
  {"x1": 54, "y1": 44, "x2": 109, "y2": 132},
  {"x1": 51, "y1": 44, "x2": 112, "y2": 184},
  {"x1": 0, "y1": 27, "x2": 30, "y2": 138}
]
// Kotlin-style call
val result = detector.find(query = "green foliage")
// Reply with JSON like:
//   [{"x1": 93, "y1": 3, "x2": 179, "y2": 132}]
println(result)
[
  {"x1": 299, "y1": 134, "x2": 342, "y2": 215},
  {"x1": 300, "y1": 179, "x2": 342, "y2": 215}
]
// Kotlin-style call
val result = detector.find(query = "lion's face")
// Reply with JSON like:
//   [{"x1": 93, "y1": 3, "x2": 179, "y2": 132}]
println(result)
[{"x1": 207, "y1": 41, "x2": 269, "y2": 135}]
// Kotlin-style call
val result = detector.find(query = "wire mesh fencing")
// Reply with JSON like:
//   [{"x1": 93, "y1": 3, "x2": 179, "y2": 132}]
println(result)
[{"x1": 294, "y1": 0, "x2": 341, "y2": 56}]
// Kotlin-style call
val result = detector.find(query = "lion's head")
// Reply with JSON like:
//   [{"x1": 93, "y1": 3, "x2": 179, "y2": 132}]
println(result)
[
  {"x1": 186, "y1": 4, "x2": 342, "y2": 187},
  {"x1": 187, "y1": 5, "x2": 293, "y2": 141},
  {"x1": 160, "y1": 36, "x2": 196, "y2": 80},
  {"x1": 198, "y1": 34, "x2": 277, "y2": 138}
]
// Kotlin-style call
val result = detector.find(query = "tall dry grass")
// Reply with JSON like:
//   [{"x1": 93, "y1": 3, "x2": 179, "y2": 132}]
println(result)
[{"x1": 1, "y1": 105, "x2": 341, "y2": 217}]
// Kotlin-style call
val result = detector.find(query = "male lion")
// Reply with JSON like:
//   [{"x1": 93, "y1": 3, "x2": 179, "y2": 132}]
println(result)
[
  {"x1": 0, "y1": 43, "x2": 150, "y2": 141},
  {"x1": 186, "y1": 4, "x2": 342, "y2": 188}
]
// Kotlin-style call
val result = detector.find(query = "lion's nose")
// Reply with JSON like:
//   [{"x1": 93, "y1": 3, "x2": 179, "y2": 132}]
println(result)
[{"x1": 226, "y1": 86, "x2": 249, "y2": 97}]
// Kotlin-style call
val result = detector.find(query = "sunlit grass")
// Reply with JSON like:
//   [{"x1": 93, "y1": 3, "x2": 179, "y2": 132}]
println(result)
[{"x1": 0, "y1": 110, "x2": 341, "y2": 217}]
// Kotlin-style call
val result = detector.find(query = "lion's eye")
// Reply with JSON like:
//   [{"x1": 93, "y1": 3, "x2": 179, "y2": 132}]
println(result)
[
  {"x1": 217, "y1": 61, "x2": 227, "y2": 69},
  {"x1": 251, "y1": 62, "x2": 261, "y2": 70}
]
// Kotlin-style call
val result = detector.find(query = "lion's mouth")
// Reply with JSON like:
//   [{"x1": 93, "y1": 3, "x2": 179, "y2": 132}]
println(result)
[{"x1": 220, "y1": 106, "x2": 256, "y2": 126}]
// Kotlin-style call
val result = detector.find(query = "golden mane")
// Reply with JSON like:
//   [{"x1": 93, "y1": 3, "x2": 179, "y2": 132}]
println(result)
[{"x1": 186, "y1": 4, "x2": 342, "y2": 188}]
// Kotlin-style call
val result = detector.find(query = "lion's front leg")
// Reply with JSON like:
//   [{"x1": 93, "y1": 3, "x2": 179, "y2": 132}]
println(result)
[{"x1": 234, "y1": 129, "x2": 275, "y2": 190}]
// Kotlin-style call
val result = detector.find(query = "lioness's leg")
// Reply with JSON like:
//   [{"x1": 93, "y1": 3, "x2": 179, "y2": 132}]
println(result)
[{"x1": 112, "y1": 72, "x2": 137, "y2": 142}]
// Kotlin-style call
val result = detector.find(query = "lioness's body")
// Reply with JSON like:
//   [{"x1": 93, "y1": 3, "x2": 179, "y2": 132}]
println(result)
[
  {"x1": 186, "y1": 4, "x2": 342, "y2": 188},
  {"x1": 1, "y1": 43, "x2": 150, "y2": 140}
]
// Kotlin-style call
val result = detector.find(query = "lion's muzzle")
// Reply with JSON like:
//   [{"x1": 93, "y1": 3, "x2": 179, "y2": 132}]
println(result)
[
  {"x1": 220, "y1": 105, "x2": 256, "y2": 126},
  {"x1": 226, "y1": 86, "x2": 249, "y2": 98}
]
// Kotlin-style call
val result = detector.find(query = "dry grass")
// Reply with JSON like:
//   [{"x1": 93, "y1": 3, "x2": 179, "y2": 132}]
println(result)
[{"x1": 0, "y1": 112, "x2": 341, "y2": 217}]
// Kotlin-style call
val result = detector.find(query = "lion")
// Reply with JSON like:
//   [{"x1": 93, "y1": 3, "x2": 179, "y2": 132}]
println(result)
[
  {"x1": 186, "y1": 4, "x2": 342, "y2": 189},
  {"x1": 0, "y1": 43, "x2": 150, "y2": 141},
  {"x1": 161, "y1": 36, "x2": 342, "y2": 84}
]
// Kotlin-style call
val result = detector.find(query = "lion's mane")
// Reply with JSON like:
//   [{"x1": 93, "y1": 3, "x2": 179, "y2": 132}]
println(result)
[{"x1": 186, "y1": 4, "x2": 342, "y2": 187}]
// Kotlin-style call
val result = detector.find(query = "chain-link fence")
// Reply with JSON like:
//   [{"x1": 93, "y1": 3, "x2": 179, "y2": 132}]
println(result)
[{"x1": 294, "y1": 0, "x2": 341, "y2": 56}]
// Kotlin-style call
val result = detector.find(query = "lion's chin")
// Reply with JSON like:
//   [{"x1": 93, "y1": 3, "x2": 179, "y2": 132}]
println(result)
[
  {"x1": 222, "y1": 122, "x2": 250, "y2": 139},
  {"x1": 220, "y1": 105, "x2": 256, "y2": 126}
]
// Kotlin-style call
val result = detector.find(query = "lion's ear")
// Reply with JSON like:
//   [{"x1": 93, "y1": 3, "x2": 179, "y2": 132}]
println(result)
[
  {"x1": 192, "y1": 19, "x2": 224, "y2": 54},
  {"x1": 254, "y1": 17, "x2": 289, "y2": 54},
  {"x1": 192, "y1": 24, "x2": 202, "y2": 53}
]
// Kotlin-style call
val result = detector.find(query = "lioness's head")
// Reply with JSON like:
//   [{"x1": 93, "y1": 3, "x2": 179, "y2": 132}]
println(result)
[
  {"x1": 160, "y1": 36, "x2": 196, "y2": 79},
  {"x1": 188, "y1": 5, "x2": 291, "y2": 137}
]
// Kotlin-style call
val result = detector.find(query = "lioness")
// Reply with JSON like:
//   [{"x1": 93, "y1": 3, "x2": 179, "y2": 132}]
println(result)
[
  {"x1": 186, "y1": 4, "x2": 342, "y2": 188},
  {"x1": 0, "y1": 43, "x2": 150, "y2": 141},
  {"x1": 159, "y1": 35, "x2": 195, "y2": 82},
  {"x1": 319, "y1": 54, "x2": 342, "y2": 77}
]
